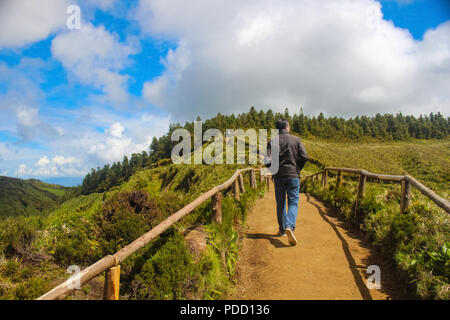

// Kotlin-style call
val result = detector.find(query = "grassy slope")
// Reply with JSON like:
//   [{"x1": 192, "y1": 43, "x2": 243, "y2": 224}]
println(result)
[
  {"x1": 0, "y1": 176, "x2": 71, "y2": 218},
  {"x1": 301, "y1": 138, "x2": 449, "y2": 195}
]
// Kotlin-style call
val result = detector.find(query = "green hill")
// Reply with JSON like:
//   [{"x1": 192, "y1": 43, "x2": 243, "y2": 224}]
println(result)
[{"x1": 0, "y1": 176, "x2": 72, "y2": 218}]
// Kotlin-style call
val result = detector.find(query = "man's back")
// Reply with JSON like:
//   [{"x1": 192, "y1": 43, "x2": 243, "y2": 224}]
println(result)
[{"x1": 267, "y1": 128, "x2": 309, "y2": 178}]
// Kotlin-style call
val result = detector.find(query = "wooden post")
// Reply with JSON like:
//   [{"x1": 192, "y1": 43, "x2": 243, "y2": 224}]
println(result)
[
  {"x1": 104, "y1": 265, "x2": 120, "y2": 300},
  {"x1": 358, "y1": 174, "x2": 366, "y2": 197},
  {"x1": 400, "y1": 180, "x2": 411, "y2": 214},
  {"x1": 354, "y1": 173, "x2": 367, "y2": 222},
  {"x1": 233, "y1": 178, "x2": 240, "y2": 201},
  {"x1": 321, "y1": 170, "x2": 328, "y2": 188},
  {"x1": 266, "y1": 177, "x2": 270, "y2": 190},
  {"x1": 212, "y1": 192, "x2": 223, "y2": 224},
  {"x1": 250, "y1": 169, "x2": 256, "y2": 189},
  {"x1": 238, "y1": 173, "x2": 245, "y2": 193},
  {"x1": 260, "y1": 170, "x2": 264, "y2": 184},
  {"x1": 336, "y1": 170, "x2": 342, "y2": 191}
]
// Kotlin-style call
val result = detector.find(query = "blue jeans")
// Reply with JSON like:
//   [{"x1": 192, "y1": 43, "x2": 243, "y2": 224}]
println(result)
[{"x1": 274, "y1": 177, "x2": 300, "y2": 232}]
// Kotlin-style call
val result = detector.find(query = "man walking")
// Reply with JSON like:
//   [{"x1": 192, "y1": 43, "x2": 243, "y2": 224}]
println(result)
[{"x1": 266, "y1": 119, "x2": 309, "y2": 246}]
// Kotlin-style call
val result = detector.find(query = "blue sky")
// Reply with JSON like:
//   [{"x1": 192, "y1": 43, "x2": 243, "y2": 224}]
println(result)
[
  {"x1": 379, "y1": 0, "x2": 450, "y2": 39},
  {"x1": 0, "y1": 0, "x2": 449, "y2": 185}
]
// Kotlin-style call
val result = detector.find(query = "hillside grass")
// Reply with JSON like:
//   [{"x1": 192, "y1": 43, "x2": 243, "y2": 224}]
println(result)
[
  {"x1": 301, "y1": 138, "x2": 449, "y2": 195},
  {"x1": 0, "y1": 177, "x2": 72, "y2": 218}
]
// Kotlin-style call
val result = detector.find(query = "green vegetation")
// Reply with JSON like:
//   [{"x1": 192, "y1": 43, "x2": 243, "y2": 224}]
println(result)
[
  {"x1": 1, "y1": 107, "x2": 448, "y2": 300},
  {"x1": 301, "y1": 173, "x2": 449, "y2": 300},
  {"x1": 301, "y1": 139, "x2": 450, "y2": 195},
  {"x1": 0, "y1": 176, "x2": 73, "y2": 218},
  {"x1": 0, "y1": 162, "x2": 264, "y2": 300}
]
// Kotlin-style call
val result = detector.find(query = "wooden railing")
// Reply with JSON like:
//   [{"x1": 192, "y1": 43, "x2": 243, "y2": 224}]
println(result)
[
  {"x1": 302, "y1": 167, "x2": 450, "y2": 216},
  {"x1": 38, "y1": 167, "x2": 269, "y2": 300}
]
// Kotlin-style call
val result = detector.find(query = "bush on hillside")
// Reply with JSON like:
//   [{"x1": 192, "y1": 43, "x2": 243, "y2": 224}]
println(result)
[{"x1": 96, "y1": 190, "x2": 161, "y2": 254}]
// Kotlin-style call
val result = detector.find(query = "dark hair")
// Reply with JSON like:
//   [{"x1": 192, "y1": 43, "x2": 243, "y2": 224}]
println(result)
[{"x1": 275, "y1": 119, "x2": 289, "y2": 130}]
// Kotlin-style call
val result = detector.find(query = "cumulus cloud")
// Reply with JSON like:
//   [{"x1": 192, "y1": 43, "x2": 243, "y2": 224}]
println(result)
[
  {"x1": 37, "y1": 156, "x2": 51, "y2": 167},
  {"x1": 85, "y1": 117, "x2": 169, "y2": 162},
  {"x1": 0, "y1": 0, "x2": 70, "y2": 49},
  {"x1": 17, "y1": 164, "x2": 32, "y2": 177},
  {"x1": 137, "y1": 0, "x2": 450, "y2": 118},
  {"x1": 51, "y1": 23, "x2": 139, "y2": 108},
  {"x1": 34, "y1": 155, "x2": 81, "y2": 176},
  {"x1": 106, "y1": 122, "x2": 125, "y2": 138},
  {"x1": 40, "y1": 110, "x2": 171, "y2": 175}
]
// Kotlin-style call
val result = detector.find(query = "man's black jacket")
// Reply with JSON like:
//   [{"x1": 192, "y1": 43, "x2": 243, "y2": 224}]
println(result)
[{"x1": 266, "y1": 129, "x2": 309, "y2": 179}]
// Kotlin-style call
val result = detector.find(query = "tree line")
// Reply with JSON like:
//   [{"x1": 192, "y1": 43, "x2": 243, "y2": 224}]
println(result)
[{"x1": 81, "y1": 107, "x2": 449, "y2": 194}]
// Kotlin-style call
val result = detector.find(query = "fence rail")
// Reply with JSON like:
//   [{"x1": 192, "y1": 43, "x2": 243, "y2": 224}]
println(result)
[
  {"x1": 38, "y1": 168, "x2": 266, "y2": 300},
  {"x1": 302, "y1": 167, "x2": 450, "y2": 216}
]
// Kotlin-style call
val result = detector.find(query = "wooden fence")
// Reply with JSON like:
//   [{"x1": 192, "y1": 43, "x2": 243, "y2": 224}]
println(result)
[
  {"x1": 302, "y1": 167, "x2": 450, "y2": 217},
  {"x1": 37, "y1": 168, "x2": 268, "y2": 300}
]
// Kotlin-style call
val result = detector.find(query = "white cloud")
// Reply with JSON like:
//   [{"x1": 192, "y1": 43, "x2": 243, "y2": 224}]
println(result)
[
  {"x1": 1, "y1": 106, "x2": 171, "y2": 179},
  {"x1": 51, "y1": 23, "x2": 139, "y2": 108},
  {"x1": 353, "y1": 86, "x2": 388, "y2": 104},
  {"x1": 0, "y1": 0, "x2": 69, "y2": 49},
  {"x1": 13, "y1": 105, "x2": 58, "y2": 142},
  {"x1": 137, "y1": 0, "x2": 450, "y2": 118},
  {"x1": 17, "y1": 164, "x2": 32, "y2": 177},
  {"x1": 16, "y1": 106, "x2": 40, "y2": 127},
  {"x1": 52, "y1": 155, "x2": 76, "y2": 166},
  {"x1": 34, "y1": 155, "x2": 81, "y2": 177},
  {"x1": 106, "y1": 122, "x2": 125, "y2": 138},
  {"x1": 85, "y1": 117, "x2": 169, "y2": 162},
  {"x1": 37, "y1": 156, "x2": 51, "y2": 167}
]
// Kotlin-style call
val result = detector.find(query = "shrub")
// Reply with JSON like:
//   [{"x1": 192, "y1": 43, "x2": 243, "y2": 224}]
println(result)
[
  {"x1": 127, "y1": 230, "x2": 193, "y2": 300},
  {"x1": 14, "y1": 277, "x2": 49, "y2": 300},
  {"x1": 3, "y1": 260, "x2": 19, "y2": 278},
  {"x1": 0, "y1": 217, "x2": 38, "y2": 258},
  {"x1": 97, "y1": 190, "x2": 161, "y2": 254},
  {"x1": 53, "y1": 226, "x2": 101, "y2": 265}
]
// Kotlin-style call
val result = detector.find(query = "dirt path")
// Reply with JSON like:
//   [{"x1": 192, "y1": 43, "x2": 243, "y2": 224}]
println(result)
[{"x1": 231, "y1": 181, "x2": 407, "y2": 300}]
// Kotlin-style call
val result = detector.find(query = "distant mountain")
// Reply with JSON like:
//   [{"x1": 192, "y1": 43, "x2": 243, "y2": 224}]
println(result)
[{"x1": 0, "y1": 176, "x2": 72, "y2": 218}]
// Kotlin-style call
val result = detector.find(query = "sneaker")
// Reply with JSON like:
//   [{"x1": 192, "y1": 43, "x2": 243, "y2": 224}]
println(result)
[
  {"x1": 285, "y1": 228, "x2": 297, "y2": 246},
  {"x1": 277, "y1": 230, "x2": 287, "y2": 237}
]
